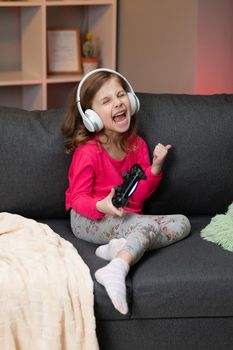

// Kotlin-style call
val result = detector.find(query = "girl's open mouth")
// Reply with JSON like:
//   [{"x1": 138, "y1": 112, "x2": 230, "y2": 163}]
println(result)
[{"x1": 113, "y1": 111, "x2": 127, "y2": 123}]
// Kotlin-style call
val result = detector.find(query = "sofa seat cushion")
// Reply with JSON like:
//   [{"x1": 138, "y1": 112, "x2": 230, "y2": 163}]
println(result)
[
  {"x1": 131, "y1": 215, "x2": 233, "y2": 319},
  {"x1": 41, "y1": 216, "x2": 233, "y2": 321}
]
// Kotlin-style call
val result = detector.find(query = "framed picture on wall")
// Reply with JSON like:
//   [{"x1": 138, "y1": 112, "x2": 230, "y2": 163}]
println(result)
[{"x1": 47, "y1": 28, "x2": 82, "y2": 74}]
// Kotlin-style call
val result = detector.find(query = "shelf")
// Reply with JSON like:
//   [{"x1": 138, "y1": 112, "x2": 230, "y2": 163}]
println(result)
[
  {"x1": 0, "y1": 0, "x2": 117, "y2": 110},
  {"x1": 47, "y1": 74, "x2": 83, "y2": 83},
  {"x1": 46, "y1": 0, "x2": 115, "y2": 5},
  {"x1": 0, "y1": 0, "x2": 115, "y2": 6},
  {"x1": 0, "y1": 1, "x2": 41, "y2": 7},
  {"x1": 0, "y1": 71, "x2": 43, "y2": 86}
]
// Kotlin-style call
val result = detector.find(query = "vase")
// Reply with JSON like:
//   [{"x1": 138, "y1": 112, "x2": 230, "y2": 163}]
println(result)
[{"x1": 82, "y1": 57, "x2": 98, "y2": 75}]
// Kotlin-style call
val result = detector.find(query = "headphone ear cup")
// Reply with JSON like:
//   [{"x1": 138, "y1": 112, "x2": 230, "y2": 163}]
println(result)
[
  {"x1": 83, "y1": 109, "x2": 104, "y2": 132},
  {"x1": 127, "y1": 92, "x2": 140, "y2": 115}
]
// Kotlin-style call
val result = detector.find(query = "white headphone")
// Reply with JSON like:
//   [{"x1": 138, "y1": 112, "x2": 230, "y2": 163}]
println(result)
[{"x1": 76, "y1": 68, "x2": 140, "y2": 132}]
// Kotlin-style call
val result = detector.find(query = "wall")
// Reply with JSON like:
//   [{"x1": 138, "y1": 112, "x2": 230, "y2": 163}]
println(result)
[
  {"x1": 194, "y1": 0, "x2": 233, "y2": 94},
  {"x1": 117, "y1": 0, "x2": 233, "y2": 94}
]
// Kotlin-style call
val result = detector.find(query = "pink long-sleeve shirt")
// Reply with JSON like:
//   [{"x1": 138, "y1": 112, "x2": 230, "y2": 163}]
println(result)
[{"x1": 66, "y1": 135, "x2": 162, "y2": 219}]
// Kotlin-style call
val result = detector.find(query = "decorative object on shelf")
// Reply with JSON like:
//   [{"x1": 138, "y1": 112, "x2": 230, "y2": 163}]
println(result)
[
  {"x1": 82, "y1": 32, "x2": 98, "y2": 75},
  {"x1": 47, "y1": 28, "x2": 82, "y2": 74}
]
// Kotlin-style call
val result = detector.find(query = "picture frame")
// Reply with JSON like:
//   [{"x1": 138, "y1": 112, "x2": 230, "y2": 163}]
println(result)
[{"x1": 47, "y1": 28, "x2": 82, "y2": 74}]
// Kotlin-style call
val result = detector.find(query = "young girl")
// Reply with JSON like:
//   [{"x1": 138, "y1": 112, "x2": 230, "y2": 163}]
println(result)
[{"x1": 62, "y1": 68, "x2": 191, "y2": 315}]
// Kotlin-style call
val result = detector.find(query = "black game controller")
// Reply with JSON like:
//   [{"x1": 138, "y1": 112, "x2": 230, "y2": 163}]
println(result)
[{"x1": 112, "y1": 164, "x2": 147, "y2": 208}]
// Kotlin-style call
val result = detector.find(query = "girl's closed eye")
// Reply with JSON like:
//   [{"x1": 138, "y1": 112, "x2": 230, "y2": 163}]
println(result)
[
  {"x1": 118, "y1": 91, "x2": 126, "y2": 98},
  {"x1": 102, "y1": 97, "x2": 111, "y2": 105}
]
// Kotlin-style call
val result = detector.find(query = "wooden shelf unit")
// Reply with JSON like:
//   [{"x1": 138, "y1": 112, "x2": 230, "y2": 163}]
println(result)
[{"x1": 0, "y1": 0, "x2": 117, "y2": 110}]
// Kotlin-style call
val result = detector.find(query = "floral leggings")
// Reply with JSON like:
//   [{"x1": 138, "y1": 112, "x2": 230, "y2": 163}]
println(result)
[{"x1": 70, "y1": 209, "x2": 191, "y2": 264}]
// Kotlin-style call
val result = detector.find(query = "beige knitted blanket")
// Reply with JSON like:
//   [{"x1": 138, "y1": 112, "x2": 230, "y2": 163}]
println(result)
[{"x1": 0, "y1": 212, "x2": 99, "y2": 350}]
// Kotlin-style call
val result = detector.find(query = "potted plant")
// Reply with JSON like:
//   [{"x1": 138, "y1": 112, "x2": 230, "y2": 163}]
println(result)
[{"x1": 82, "y1": 32, "x2": 98, "y2": 74}]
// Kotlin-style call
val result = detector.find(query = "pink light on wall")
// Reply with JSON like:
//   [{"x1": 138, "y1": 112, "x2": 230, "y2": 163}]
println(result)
[{"x1": 194, "y1": 0, "x2": 233, "y2": 94}]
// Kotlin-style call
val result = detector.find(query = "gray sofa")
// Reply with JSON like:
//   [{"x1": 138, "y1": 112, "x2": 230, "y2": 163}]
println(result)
[{"x1": 1, "y1": 93, "x2": 233, "y2": 350}]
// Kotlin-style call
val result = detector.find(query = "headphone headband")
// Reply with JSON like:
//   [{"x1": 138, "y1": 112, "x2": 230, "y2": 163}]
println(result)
[
  {"x1": 76, "y1": 68, "x2": 136, "y2": 104},
  {"x1": 76, "y1": 68, "x2": 140, "y2": 132}
]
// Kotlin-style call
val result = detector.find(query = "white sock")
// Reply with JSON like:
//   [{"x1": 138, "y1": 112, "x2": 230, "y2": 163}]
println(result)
[
  {"x1": 95, "y1": 238, "x2": 127, "y2": 261},
  {"x1": 95, "y1": 257, "x2": 130, "y2": 314}
]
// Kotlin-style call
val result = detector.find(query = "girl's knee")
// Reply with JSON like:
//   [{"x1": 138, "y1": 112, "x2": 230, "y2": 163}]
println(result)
[
  {"x1": 139, "y1": 217, "x2": 160, "y2": 240},
  {"x1": 176, "y1": 214, "x2": 191, "y2": 237}
]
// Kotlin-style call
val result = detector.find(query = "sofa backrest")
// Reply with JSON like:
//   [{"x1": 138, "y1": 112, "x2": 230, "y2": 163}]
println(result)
[
  {"x1": 137, "y1": 93, "x2": 233, "y2": 215},
  {"x1": 0, "y1": 107, "x2": 70, "y2": 218},
  {"x1": 0, "y1": 93, "x2": 232, "y2": 218}
]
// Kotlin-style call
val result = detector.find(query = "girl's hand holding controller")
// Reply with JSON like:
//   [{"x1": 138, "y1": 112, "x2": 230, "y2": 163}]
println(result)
[{"x1": 96, "y1": 188, "x2": 124, "y2": 217}]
